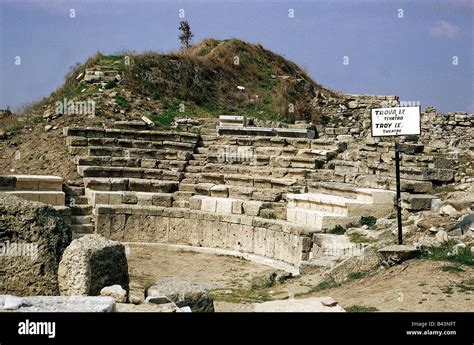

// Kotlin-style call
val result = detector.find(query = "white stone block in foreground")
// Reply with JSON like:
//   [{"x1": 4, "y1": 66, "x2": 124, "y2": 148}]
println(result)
[{"x1": 0, "y1": 295, "x2": 115, "y2": 312}]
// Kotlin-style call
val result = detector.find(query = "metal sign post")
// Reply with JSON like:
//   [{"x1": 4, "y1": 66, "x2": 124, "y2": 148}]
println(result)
[
  {"x1": 394, "y1": 138, "x2": 403, "y2": 245},
  {"x1": 371, "y1": 106, "x2": 421, "y2": 246}
]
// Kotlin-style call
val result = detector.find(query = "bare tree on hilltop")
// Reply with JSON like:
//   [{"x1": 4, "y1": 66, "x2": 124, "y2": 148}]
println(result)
[{"x1": 178, "y1": 21, "x2": 194, "y2": 49}]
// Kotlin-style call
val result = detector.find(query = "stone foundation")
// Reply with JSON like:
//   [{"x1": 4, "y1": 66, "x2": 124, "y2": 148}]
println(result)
[{"x1": 95, "y1": 205, "x2": 312, "y2": 266}]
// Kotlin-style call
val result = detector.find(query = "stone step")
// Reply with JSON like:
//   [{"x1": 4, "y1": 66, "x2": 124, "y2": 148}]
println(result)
[
  {"x1": 196, "y1": 147, "x2": 209, "y2": 154},
  {"x1": 113, "y1": 121, "x2": 148, "y2": 130},
  {"x1": 217, "y1": 126, "x2": 316, "y2": 139},
  {"x1": 4, "y1": 191, "x2": 65, "y2": 206},
  {"x1": 63, "y1": 185, "x2": 84, "y2": 196},
  {"x1": 83, "y1": 178, "x2": 179, "y2": 193},
  {"x1": 0, "y1": 175, "x2": 63, "y2": 192},
  {"x1": 307, "y1": 182, "x2": 395, "y2": 204},
  {"x1": 85, "y1": 146, "x2": 192, "y2": 160},
  {"x1": 196, "y1": 173, "x2": 298, "y2": 188},
  {"x1": 67, "y1": 195, "x2": 89, "y2": 205},
  {"x1": 77, "y1": 166, "x2": 184, "y2": 181},
  {"x1": 67, "y1": 136, "x2": 196, "y2": 151},
  {"x1": 71, "y1": 205, "x2": 93, "y2": 216},
  {"x1": 196, "y1": 163, "x2": 313, "y2": 179},
  {"x1": 191, "y1": 153, "x2": 207, "y2": 161},
  {"x1": 286, "y1": 193, "x2": 395, "y2": 229},
  {"x1": 71, "y1": 224, "x2": 94, "y2": 234},
  {"x1": 310, "y1": 139, "x2": 346, "y2": 152},
  {"x1": 85, "y1": 190, "x2": 173, "y2": 207},
  {"x1": 64, "y1": 127, "x2": 199, "y2": 144},
  {"x1": 75, "y1": 156, "x2": 188, "y2": 170},
  {"x1": 72, "y1": 215, "x2": 93, "y2": 225},
  {"x1": 184, "y1": 166, "x2": 205, "y2": 173},
  {"x1": 287, "y1": 193, "x2": 369, "y2": 217},
  {"x1": 367, "y1": 164, "x2": 454, "y2": 182},
  {"x1": 172, "y1": 191, "x2": 194, "y2": 202},
  {"x1": 287, "y1": 208, "x2": 351, "y2": 230},
  {"x1": 353, "y1": 174, "x2": 433, "y2": 193},
  {"x1": 189, "y1": 195, "x2": 275, "y2": 218},
  {"x1": 187, "y1": 160, "x2": 206, "y2": 167},
  {"x1": 178, "y1": 183, "x2": 197, "y2": 192}
]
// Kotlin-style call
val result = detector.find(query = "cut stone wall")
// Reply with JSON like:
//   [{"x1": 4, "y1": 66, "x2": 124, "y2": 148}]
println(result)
[{"x1": 95, "y1": 205, "x2": 312, "y2": 266}]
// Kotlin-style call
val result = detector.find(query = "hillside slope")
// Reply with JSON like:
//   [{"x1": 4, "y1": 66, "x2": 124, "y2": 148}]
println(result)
[
  {"x1": 23, "y1": 38, "x2": 346, "y2": 124},
  {"x1": 0, "y1": 38, "x2": 348, "y2": 178}
]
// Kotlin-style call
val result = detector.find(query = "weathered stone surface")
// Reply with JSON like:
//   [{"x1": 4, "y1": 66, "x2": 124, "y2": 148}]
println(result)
[
  {"x1": 435, "y1": 230, "x2": 449, "y2": 244},
  {"x1": 377, "y1": 245, "x2": 419, "y2": 265},
  {"x1": 100, "y1": 285, "x2": 127, "y2": 303},
  {"x1": 115, "y1": 302, "x2": 177, "y2": 312},
  {"x1": 402, "y1": 194, "x2": 439, "y2": 211},
  {"x1": 254, "y1": 297, "x2": 345, "y2": 312},
  {"x1": 0, "y1": 295, "x2": 115, "y2": 312},
  {"x1": 58, "y1": 234, "x2": 129, "y2": 296},
  {"x1": 321, "y1": 246, "x2": 380, "y2": 284},
  {"x1": 0, "y1": 194, "x2": 71, "y2": 296},
  {"x1": 3, "y1": 295, "x2": 23, "y2": 310},
  {"x1": 145, "y1": 277, "x2": 214, "y2": 312},
  {"x1": 439, "y1": 205, "x2": 459, "y2": 217},
  {"x1": 414, "y1": 236, "x2": 441, "y2": 250}
]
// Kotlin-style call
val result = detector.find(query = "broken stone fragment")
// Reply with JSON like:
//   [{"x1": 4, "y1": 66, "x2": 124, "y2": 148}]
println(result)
[
  {"x1": 435, "y1": 230, "x2": 449, "y2": 244},
  {"x1": 320, "y1": 297, "x2": 338, "y2": 307},
  {"x1": 100, "y1": 285, "x2": 127, "y2": 303},
  {"x1": 377, "y1": 245, "x2": 419, "y2": 266},
  {"x1": 4, "y1": 295, "x2": 23, "y2": 310}
]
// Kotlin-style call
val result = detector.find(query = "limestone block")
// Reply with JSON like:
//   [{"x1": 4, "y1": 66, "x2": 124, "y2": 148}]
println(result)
[
  {"x1": 201, "y1": 197, "x2": 217, "y2": 213},
  {"x1": 58, "y1": 234, "x2": 129, "y2": 296},
  {"x1": 216, "y1": 198, "x2": 234, "y2": 214},
  {"x1": 243, "y1": 201, "x2": 262, "y2": 216}
]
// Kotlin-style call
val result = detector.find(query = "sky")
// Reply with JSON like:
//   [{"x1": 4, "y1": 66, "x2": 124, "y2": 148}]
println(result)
[{"x1": 0, "y1": 0, "x2": 472, "y2": 113}]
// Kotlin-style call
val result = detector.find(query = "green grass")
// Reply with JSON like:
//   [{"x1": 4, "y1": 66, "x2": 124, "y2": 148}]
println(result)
[
  {"x1": 345, "y1": 305, "x2": 379, "y2": 312},
  {"x1": 6, "y1": 124, "x2": 24, "y2": 132},
  {"x1": 348, "y1": 232, "x2": 374, "y2": 244},
  {"x1": 210, "y1": 287, "x2": 273, "y2": 303},
  {"x1": 32, "y1": 115, "x2": 43, "y2": 123},
  {"x1": 115, "y1": 95, "x2": 130, "y2": 110},
  {"x1": 420, "y1": 241, "x2": 473, "y2": 267},
  {"x1": 347, "y1": 271, "x2": 367, "y2": 282}
]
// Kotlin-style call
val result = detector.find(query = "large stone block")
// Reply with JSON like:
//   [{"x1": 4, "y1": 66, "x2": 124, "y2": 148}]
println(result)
[
  {"x1": 58, "y1": 234, "x2": 129, "y2": 296},
  {"x1": 0, "y1": 194, "x2": 72, "y2": 296},
  {"x1": 0, "y1": 295, "x2": 116, "y2": 312}
]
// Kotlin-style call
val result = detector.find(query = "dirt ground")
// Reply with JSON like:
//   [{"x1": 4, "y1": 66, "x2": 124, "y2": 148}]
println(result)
[
  {"x1": 126, "y1": 244, "x2": 474, "y2": 312},
  {"x1": 126, "y1": 243, "x2": 276, "y2": 302}
]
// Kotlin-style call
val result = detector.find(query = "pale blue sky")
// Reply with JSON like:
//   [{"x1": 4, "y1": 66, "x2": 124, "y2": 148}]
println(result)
[{"x1": 0, "y1": 0, "x2": 472, "y2": 113}]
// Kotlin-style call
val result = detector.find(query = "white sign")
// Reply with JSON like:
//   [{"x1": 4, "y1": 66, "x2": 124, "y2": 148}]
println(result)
[{"x1": 371, "y1": 106, "x2": 421, "y2": 137}]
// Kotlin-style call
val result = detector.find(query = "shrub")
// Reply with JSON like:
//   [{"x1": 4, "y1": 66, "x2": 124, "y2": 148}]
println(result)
[
  {"x1": 105, "y1": 80, "x2": 117, "y2": 89},
  {"x1": 347, "y1": 271, "x2": 366, "y2": 281},
  {"x1": 329, "y1": 224, "x2": 345, "y2": 235},
  {"x1": 360, "y1": 216, "x2": 377, "y2": 227}
]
